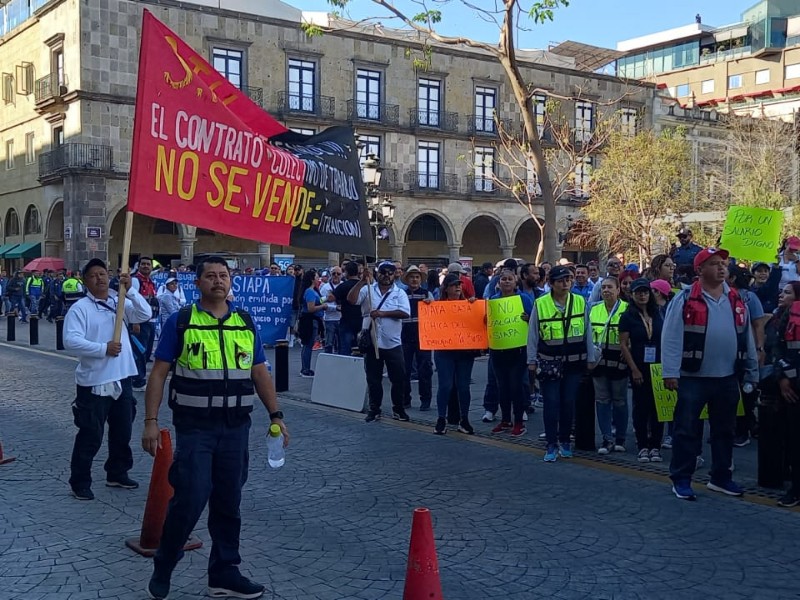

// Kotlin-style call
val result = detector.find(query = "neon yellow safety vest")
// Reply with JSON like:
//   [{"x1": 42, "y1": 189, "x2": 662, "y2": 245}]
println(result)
[
  {"x1": 589, "y1": 300, "x2": 628, "y2": 374},
  {"x1": 535, "y1": 293, "x2": 587, "y2": 363}
]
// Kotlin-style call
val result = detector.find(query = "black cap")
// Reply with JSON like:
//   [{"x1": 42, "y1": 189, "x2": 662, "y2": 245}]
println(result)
[
  {"x1": 503, "y1": 258, "x2": 518, "y2": 270},
  {"x1": 83, "y1": 258, "x2": 107, "y2": 275},
  {"x1": 481, "y1": 261, "x2": 494, "y2": 269},
  {"x1": 442, "y1": 273, "x2": 462, "y2": 288},
  {"x1": 548, "y1": 265, "x2": 572, "y2": 282},
  {"x1": 630, "y1": 277, "x2": 651, "y2": 292},
  {"x1": 677, "y1": 227, "x2": 692, "y2": 237}
]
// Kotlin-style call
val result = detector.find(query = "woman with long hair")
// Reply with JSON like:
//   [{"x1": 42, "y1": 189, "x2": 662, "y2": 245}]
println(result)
[
  {"x1": 618, "y1": 269, "x2": 637, "y2": 302},
  {"x1": 298, "y1": 269, "x2": 327, "y2": 377},
  {"x1": 619, "y1": 278, "x2": 665, "y2": 463},
  {"x1": 646, "y1": 254, "x2": 676, "y2": 286}
]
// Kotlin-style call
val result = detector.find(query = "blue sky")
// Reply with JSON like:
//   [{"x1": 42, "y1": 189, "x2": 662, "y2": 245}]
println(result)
[{"x1": 290, "y1": 1, "x2": 747, "y2": 50}]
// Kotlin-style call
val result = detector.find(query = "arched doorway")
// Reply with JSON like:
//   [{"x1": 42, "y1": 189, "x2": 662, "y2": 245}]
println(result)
[
  {"x1": 45, "y1": 201, "x2": 63, "y2": 257},
  {"x1": 513, "y1": 219, "x2": 543, "y2": 263},
  {"x1": 4, "y1": 208, "x2": 20, "y2": 238},
  {"x1": 404, "y1": 214, "x2": 452, "y2": 268},
  {"x1": 461, "y1": 215, "x2": 508, "y2": 265},
  {"x1": 23, "y1": 205, "x2": 42, "y2": 235}
]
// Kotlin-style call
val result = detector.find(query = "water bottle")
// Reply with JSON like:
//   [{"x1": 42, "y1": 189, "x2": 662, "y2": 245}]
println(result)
[{"x1": 267, "y1": 424, "x2": 285, "y2": 469}]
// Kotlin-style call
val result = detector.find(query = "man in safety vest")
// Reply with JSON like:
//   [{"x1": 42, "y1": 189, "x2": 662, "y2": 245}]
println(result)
[
  {"x1": 25, "y1": 270, "x2": 44, "y2": 315},
  {"x1": 527, "y1": 265, "x2": 593, "y2": 463},
  {"x1": 62, "y1": 272, "x2": 85, "y2": 310},
  {"x1": 662, "y1": 247, "x2": 758, "y2": 501},
  {"x1": 142, "y1": 256, "x2": 288, "y2": 600}
]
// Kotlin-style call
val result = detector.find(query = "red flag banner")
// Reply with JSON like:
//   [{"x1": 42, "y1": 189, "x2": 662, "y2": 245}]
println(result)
[{"x1": 128, "y1": 10, "x2": 374, "y2": 255}]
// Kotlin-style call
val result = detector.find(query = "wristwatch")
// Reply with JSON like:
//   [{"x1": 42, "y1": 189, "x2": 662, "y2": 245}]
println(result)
[
  {"x1": 742, "y1": 383, "x2": 755, "y2": 394},
  {"x1": 269, "y1": 410, "x2": 284, "y2": 420}
]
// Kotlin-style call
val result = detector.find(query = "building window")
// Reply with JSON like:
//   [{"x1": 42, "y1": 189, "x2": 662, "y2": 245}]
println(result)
[
  {"x1": 417, "y1": 141, "x2": 440, "y2": 189},
  {"x1": 408, "y1": 215, "x2": 447, "y2": 242},
  {"x1": 52, "y1": 126, "x2": 64, "y2": 147},
  {"x1": 5, "y1": 139, "x2": 14, "y2": 170},
  {"x1": 289, "y1": 127, "x2": 315, "y2": 136},
  {"x1": 23, "y1": 205, "x2": 41, "y2": 235},
  {"x1": 756, "y1": 69, "x2": 771, "y2": 84},
  {"x1": 356, "y1": 69, "x2": 381, "y2": 120},
  {"x1": 701, "y1": 79, "x2": 715, "y2": 94},
  {"x1": 473, "y1": 147, "x2": 494, "y2": 191},
  {"x1": 534, "y1": 93, "x2": 547, "y2": 137},
  {"x1": 212, "y1": 48, "x2": 244, "y2": 89},
  {"x1": 573, "y1": 156, "x2": 593, "y2": 199},
  {"x1": 358, "y1": 135, "x2": 381, "y2": 165},
  {"x1": 575, "y1": 101, "x2": 594, "y2": 143},
  {"x1": 417, "y1": 78, "x2": 441, "y2": 127},
  {"x1": 526, "y1": 160, "x2": 542, "y2": 196},
  {"x1": 53, "y1": 49, "x2": 64, "y2": 86},
  {"x1": 728, "y1": 74, "x2": 743, "y2": 90},
  {"x1": 25, "y1": 132, "x2": 34, "y2": 164},
  {"x1": 619, "y1": 108, "x2": 638, "y2": 136},
  {"x1": 676, "y1": 83, "x2": 690, "y2": 97},
  {"x1": 2, "y1": 73, "x2": 13, "y2": 104},
  {"x1": 474, "y1": 86, "x2": 496, "y2": 133},
  {"x1": 288, "y1": 58, "x2": 316, "y2": 112},
  {"x1": 5, "y1": 208, "x2": 20, "y2": 237},
  {"x1": 786, "y1": 63, "x2": 800, "y2": 80}
]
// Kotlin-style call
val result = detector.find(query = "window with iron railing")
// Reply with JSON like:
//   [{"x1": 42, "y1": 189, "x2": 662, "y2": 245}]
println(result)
[{"x1": 288, "y1": 59, "x2": 316, "y2": 113}]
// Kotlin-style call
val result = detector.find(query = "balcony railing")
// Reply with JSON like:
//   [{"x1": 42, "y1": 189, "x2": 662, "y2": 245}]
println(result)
[
  {"x1": 38, "y1": 143, "x2": 114, "y2": 182},
  {"x1": 405, "y1": 170, "x2": 461, "y2": 193},
  {"x1": 466, "y1": 115, "x2": 514, "y2": 136},
  {"x1": 409, "y1": 109, "x2": 459, "y2": 132},
  {"x1": 34, "y1": 73, "x2": 66, "y2": 104},
  {"x1": 275, "y1": 91, "x2": 335, "y2": 119},
  {"x1": 467, "y1": 175, "x2": 515, "y2": 197},
  {"x1": 242, "y1": 86, "x2": 263, "y2": 108},
  {"x1": 346, "y1": 100, "x2": 400, "y2": 126}
]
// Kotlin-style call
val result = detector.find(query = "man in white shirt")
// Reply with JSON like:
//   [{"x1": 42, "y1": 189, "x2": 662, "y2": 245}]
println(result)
[
  {"x1": 347, "y1": 261, "x2": 411, "y2": 422},
  {"x1": 156, "y1": 272, "x2": 187, "y2": 307},
  {"x1": 319, "y1": 267, "x2": 342, "y2": 353},
  {"x1": 64, "y1": 258, "x2": 152, "y2": 501}
]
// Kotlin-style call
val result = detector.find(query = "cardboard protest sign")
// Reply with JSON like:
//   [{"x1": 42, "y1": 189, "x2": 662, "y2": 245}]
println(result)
[
  {"x1": 650, "y1": 363, "x2": 743, "y2": 422},
  {"x1": 487, "y1": 295, "x2": 528, "y2": 350},
  {"x1": 720, "y1": 205, "x2": 784, "y2": 264},
  {"x1": 418, "y1": 300, "x2": 487, "y2": 351}
]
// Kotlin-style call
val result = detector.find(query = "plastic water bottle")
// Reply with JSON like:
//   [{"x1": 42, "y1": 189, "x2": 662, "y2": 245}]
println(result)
[{"x1": 267, "y1": 424, "x2": 285, "y2": 469}]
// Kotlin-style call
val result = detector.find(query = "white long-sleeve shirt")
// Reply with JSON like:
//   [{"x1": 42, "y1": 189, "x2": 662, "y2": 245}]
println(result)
[{"x1": 64, "y1": 288, "x2": 152, "y2": 386}]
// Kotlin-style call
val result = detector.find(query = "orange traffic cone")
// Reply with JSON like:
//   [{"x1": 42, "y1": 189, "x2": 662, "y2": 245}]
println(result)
[
  {"x1": 403, "y1": 508, "x2": 444, "y2": 600},
  {"x1": 125, "y1": 428, "x2": 202, "y2": 557},
  {"x1": 0, "y1": 441, "x2": 15, "y2": 465}
]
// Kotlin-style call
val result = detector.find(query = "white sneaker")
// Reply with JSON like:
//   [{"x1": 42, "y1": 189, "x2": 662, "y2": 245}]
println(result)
[
  {"x1": 649, "y1": 448, "x2": 663, "y2": 462},
  {"x1": 696, "y1": 456, "x2": 705, "y2": 470},
  {"x1": 637, "y1": 449, "x2": 650, "y2": 462},
  {"x1": 538, "y1": 432, "x2": 547, "y2": 440},
  {"x1": 481, "y1": 411, "x2": 495, "y2": 423},
  {"x1": 522, "y1": 412, "x2": 529, "y2": 421},
  {"x1": 613, "y1": 443, "x2": 626, "y2": 453},
  {"x1": 661, "y1": 435, "x2": 673, "y2": 449}
]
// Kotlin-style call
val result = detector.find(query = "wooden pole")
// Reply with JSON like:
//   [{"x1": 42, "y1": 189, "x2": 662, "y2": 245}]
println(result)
[{"x1": 113, "y1": 211, "x2": 134, "y2": 343}]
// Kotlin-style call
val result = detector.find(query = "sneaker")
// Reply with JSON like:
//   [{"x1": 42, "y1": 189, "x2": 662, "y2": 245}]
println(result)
[
  {"x1": 598, "y1": 440, "x2": 613, "y2": 455},
  {"x1": 312, "y1": 340, "x2": 323, "y2": 351},
  {"x1": 456, "y1": 419, "x2": 474, "y2": 435},
  {"x1": 106, "y1": 476, "x2": 139, "y2": 490},
  {"x1": 481, "y1": 411, "x2": 496, "y2": 423},
  {"x1": 510, "y1": 423, "x2": 526, "y2": 437},
  {"x1": 613, "y1": 442, "x2": 626, "y2": 453},
  {"x1": 434, "y1": 417, "x2": 447, "y2": 435},
  {"x1": 637, "y1": 449, "x2": 651, "y2": 463},
  {"x1": 559, "y1": 442, "x2": 573, "y2": 458},
  {"x1": 532, "y1": 394, "x2": 544, "y2": 409},
  {"x1": 299, "y1": 369, "x2": 314, "y2": 378},
  {"x1": 695, "y1": 456, "x2": 705, "y2": 470},
  {"x1": 208, "y1": 575, "x2": 265, "y2": 599},
  {"x1": 538, "y1": 432, "x2": 547, "y2": 440},
  {"x1": 672, "y1": 480, "x2": 697, "y2": 501},
  {"x1": 132, "y1": 384, "x2": 147, "y2": 392},
  {"x1": 491, "y1": 421, "x2": 512, "y2": 434},
  {"x1": 392, "y1": 408, "x2": 410, "y2": 422},
  {"x1": 522, "y1": 411, "x2": 529, "y2": 421},
  {"x1": 71, "y1": 487, "x2": 94, "y2": 501},
  {"x1": 661, "y1": 435, "x2": 673, "y2": 450},
  {"x1": 544, "y1": 444, "x2": 558, "y2": 462},
  {"x1": 648, "y1": 448, "x2": 663, "y2": 463},
  {"x1": 777, "y1": 491, "x2": 800, "y2": 508},
  {"x1": 733, "y1": 434, "x2": 751, "y2": 447},
  {"x1": 147, "y1": 572, "x2": 171, "y2": 600},
  {"x1": 364, "y1": 410, "x2": 381, "y2": 423},
  {"x1": 706, "y1": 480, "x2": 744, "y2": 497}
]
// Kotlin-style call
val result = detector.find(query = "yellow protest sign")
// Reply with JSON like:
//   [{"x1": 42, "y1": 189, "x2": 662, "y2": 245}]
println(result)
[
  {"x1": 487, "y1": 295, "x2": 528, "y2": 350},
  {"x1": 720, "y1": 205, "x2": 784, "y2": 264},
  {"x1": 650, "y1": 363, "x2": 744, "y2": 422},
  {"x1": 418, "y1": 300, "x2": 488, "y2": 351}
]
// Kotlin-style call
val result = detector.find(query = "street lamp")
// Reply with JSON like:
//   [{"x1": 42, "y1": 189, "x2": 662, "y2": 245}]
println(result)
[{"x1": 361, "y1": 153, "x2": 394, "y2": 261}]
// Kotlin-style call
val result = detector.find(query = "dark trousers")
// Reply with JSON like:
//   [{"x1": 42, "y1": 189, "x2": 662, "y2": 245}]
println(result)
[
  {"x1": 132, "y1": 322, "x2": 155, "y2": 386},
  {"x1": 69, "y1": 379, "x2": 135, "y2": 490},
  {"x1": 735, "y1": 389, "x2": 759, "y2": 438},
  {"x1": 364, "y1": 345, "x2": 406, "y2": 412},
  {"x1": 483, "y1": 353, "x2": 499, "y2": 413},
  {"x1": 403, "y1": 341, "x2": 432, "y2": 407},
  {"x1": 540, "y1": 370, "x2": 583, "y2": 445},
  {"x1": 492, "y1": 348, "x2": 527, "y2": 424},
  {"x1": 787, "y1": 404, "x2": 800, "y2": 493},
  {"x1": 154, "y1": 416, "x2": 250, "y2": 579},
  {"x1": 433, "y1": 352, "x2": 474, "y2": 420},
  {"x1": 9, "y1": 295, "x2": 27, "y2": 320},
  {"x1": 632, "y1": 371, "x2": 664, "y2": 451},
  {"x1": 338, "y1": 325, "x2": 357, "y2": 357},
  {"x1": 669, "y1": 375, "x2": 739, "y2": 485}
]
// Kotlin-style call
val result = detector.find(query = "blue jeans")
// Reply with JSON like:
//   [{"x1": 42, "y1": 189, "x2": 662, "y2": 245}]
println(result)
[
  {"x1": 492, "y1": 348, "x2": 527, "y2": 424},
  {"x1": 540, "y1": 371, "x2": 583, "y2": 445},
  {"x1": 132, "y1": 322, "x2": 154, "y2": 387},
  {"x1": 323, "y1": 320, "x2": 340, "y2": 354},
  {"x1": 593, "y1": 376, "x2": 629, "y2": 444},
  {"x1": 154, "y1": 416, "x2": 250, "y2": 579},
  {"x1": 338, "y1": 325, "x2": 356, "y2": 357},
  {"x1": 434, "y1": 351, "x2": 474, "y2": 419},
  {"x1": 9, "y1": 295, "x2": 27, "y2": 320},
  {"x1": 669, "y1": 375, "x2": 739, "y2": 485},
  {"x1": 483, "y1": 353, "x2": 499, "y2": 413},
  {"x1": 301, "y1": 319, "x2": 318, "y2": 372}
]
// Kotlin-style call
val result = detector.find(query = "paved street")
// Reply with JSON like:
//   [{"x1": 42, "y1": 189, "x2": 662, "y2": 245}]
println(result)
[{"x1": 1, "y1": 321, "x2": 799, "y2": 599}]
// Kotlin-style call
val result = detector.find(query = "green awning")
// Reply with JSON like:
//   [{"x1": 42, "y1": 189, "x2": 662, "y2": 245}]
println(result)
[
  {"x1": 4, "y1": 242, "x2": 41, "y2": 259},
  {"x1": 0, "y1": 243, "x2": 20, "y2": 257}
]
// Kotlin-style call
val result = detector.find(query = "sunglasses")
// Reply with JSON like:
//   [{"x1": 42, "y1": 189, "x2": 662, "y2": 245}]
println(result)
[{"x1": 378, "y1": 269, "x2": 395, "y2": 276}]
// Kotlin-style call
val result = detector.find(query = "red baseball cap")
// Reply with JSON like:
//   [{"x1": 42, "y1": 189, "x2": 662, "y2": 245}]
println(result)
[
  {"x1": 787, "y1": 236, "x2": 800, "y2": 250},
  {"x1": 694, "y1": 247, "x2": 730, "y2": 271}
]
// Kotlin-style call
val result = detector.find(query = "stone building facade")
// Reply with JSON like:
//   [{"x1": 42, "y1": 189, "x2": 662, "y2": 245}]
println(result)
[{"x1": 0, "y1": 0, "x2": 655, "y2": 271}]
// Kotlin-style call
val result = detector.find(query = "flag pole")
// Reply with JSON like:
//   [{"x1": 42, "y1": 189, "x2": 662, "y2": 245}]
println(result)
[
  {"x1": 365, "y1": 254, "x2": 379, "y2": 359},
  {"x1": 113, "y1": 210, "x2": 135, "y2": 343}
]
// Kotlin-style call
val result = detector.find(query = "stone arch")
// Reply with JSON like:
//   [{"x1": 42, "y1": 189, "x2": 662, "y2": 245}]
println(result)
[
  {"x1": 399, "y1": 208, "x2": 458, "y2": 246},
  {"x1": 4, "y1": 208, "x2": 20, "y2": 237},
  {"x1": 44, "y1": 199, "x2": 64, "y2": 257},
  {"x1": 461, "y1": 211, "x2": 511, "y2": 248},
  {"x1": 23, "y1": 205, "x2": 42, "y2": 235},
  {"x1": 512, "y1": 217, "x2": 544, "y2": 262}
]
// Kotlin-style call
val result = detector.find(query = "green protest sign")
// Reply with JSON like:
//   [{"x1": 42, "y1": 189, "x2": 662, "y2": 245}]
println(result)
[
  {"x1": 720, "y1": 205, "x2": 784, "y2": 264},
  {"x1": 650, "y1": 364, "x2": 743, "y2": 422},
  {"x1": 487, "y1": 295, "x2": 528, "y2": 350}
]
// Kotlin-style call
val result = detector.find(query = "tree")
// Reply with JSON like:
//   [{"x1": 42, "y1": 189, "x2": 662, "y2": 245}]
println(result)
[
  {"x1": 582, "y1": 129, "x2": 694, "y2": 265},
  {"x1": 312, "y1": 0, "x2": 571, "y2": 262}
]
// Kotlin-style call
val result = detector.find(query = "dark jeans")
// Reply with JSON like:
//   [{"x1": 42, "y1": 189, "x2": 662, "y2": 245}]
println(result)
[
  {"x1": 404, "y1": 342, "x2": 432, "y2": 407},
  {"x1": 540, "y1": 370, "x2": 583, "y2": 445},
  {"x1": 483, "y1": 353, "x2": 499, "y2": 413},
  {"x1": 9, "y1": 295, "x2": 27, "y2": 320},
  {"x1": 364, "y1": 345, "x2": 406, "y2": 412},
  {"x1": 301, "y1": 319, "x2": 318, "y2": 372},
  {"x1": 632, "y1": 371, "x2": 664, "y2": 451},
  {"x1": 68, "y1": 379, "x2": 135, "y2": 490},
  {"x1": 669, "y1": 375, "x2": 739, "y2": 485},
  {"x1": 433, "y1": 351, "x2": 474, "y2": 419},
  {"x1": 323, "y1": 320, "x2": 340, "y2": 354},
  {"x1": 338, "y1": 325, "x2": 357, "y2": 357},
  {"x1": 132, "y1": 322, "x2": 155, "y2": 386},
  {"x1": 492, "y1": 348, "x2": 527, "y2": 424},
  {"x1": 735, "y1": 388, "x2": 759, "y2": 438},
  {"x1": 154, "y1": 416, "x2": 250, "y2": 579}
]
